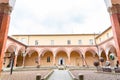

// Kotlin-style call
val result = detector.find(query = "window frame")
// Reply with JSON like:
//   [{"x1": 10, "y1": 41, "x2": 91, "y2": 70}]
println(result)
[
  {"x1": 89, "y1": 39, "x2": 93, "y2": 45},
  {"x1": 35, "y1": 40, "x2": 39, "y2": 45},
  {"x1": 67, "y1": 40, "x2": 71, "y2": 45},
  {"x1": 47, "y1": 56, "x2": 50, "y2": 62},
  {"x1": 78, "y1": 40, "x2": 82, "y2": 45}
]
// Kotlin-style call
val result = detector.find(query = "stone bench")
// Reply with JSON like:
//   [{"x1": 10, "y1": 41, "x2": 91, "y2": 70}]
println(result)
[
  {"x1": 114, "y1": 68, "x2": 120, "y2": 73},
  {"x1": 102, "y1": 68, "x2": 112, "y2": 72}
]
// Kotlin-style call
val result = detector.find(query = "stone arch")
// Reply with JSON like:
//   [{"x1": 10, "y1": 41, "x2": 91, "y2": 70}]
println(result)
[
  {"x1": 6, "y1": 44, "x2": 17, "y2": 53},
  {"x1": 85, "y1": 49, "x2": 99, "y2": 66},
  {"x1": 4, "y1": 44, "x2": 17, "y2": 68},
  {"x1": 5, "y1": 43, "x2": 17, "y2": 52},
  {"x1": 106, "y1": 45, "x2": 117, "y2": 57},
  {"x1": 70, "y1": 49, "x2": 83, "y2": 66},
  {"x1": 25, "y1": 48, "x2": 39, "y2": 56},
  {"x1": 70, "y1": 48, "x2": 83, "y2": 56},
  {"x1": 40, "y1": 49, "x2": 53, "y2": 57},
  {"x1": 40, "y1": 49, "x2": 53, "y2": 66},
  {"x1": 106, "y1": 45, "x2": 117, "y2": 67},
  {"x1": 100, "y1": 48, "x2": 107, "y2": 66},
  {"x1": 55, "y1": 48, "x2": 68, "y2": 57},
  {"x1": 16, "y1": 47, "x2": 25, "y2": 67},
  {"x1": 24, "y1": 49, "x2": 39, "y2": 67},
  {"x1": 84, "y1": 48, "x2": 98, "y2": 57},
  {"x1": 55, "y1": 50, "x2": 68, "y2": 65},
  {"x1": 99, "y1": 48, "x2": 107, "y2": 60}
]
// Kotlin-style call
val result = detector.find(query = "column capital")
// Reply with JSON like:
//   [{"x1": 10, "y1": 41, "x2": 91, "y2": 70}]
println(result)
[
  {"x1": 108, "y1": 4, "x2": 120, "y2": 15},
  {"x1": 0, "y1": 3, "x2": 12, "y2": 14}
]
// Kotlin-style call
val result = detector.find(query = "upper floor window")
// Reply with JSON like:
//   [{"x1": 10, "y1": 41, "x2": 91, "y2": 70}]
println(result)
[
  {"x1": 51, "y1": 40, "x2": 54, "y2": 45},
  {"x1": 35, "y1": 40, "x2": 39, "y2": 45},
  {"x1": 78, "y1": 40, "x2": 82, "y2": 45},
  {"x1": 21, "y1": 38, "x2": 26, "y2": 44},
  {"x1": 67, "y1": 40, "x2": 71, "y2": 45},
  {"x1": 107, "y1": 33, "x2": 109, "y2": 38},
  {"x1": 99, "y1": 38, "x2": 101, "y2": 42},
  {"x1": 89, "y1": 39, "x2": 93, "y2": 45},
  {"x1": 15, "y1": 38, "x2": 18, "y2": 40}
]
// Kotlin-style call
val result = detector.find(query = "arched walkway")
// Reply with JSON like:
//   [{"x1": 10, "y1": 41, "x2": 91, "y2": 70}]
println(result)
[
  {"x1": 40, "y1": 51, "x2": 53, "y2": 66},
  {"x1": 56, "y1": 51, "x2": 68, "y2": 65},
  {"x1": 24, "y1": 51, "x2": 38, "y2": 67},
  {"x1": 100, "y1": 50, "x2": 107, "y2": 66},
  {"x1": 85, "y1": 51, "x2": 99, "y2": 66},
  {"x1": 16, "y1": 49, "x2": 24, "y2": 67},
  {"x1": 4, "y1": 52, "x2": 11, "y2": 68},
  {"x1": 107, "y1": 45, "x2": 117, "y2": 67},
  {"x1": 4, "y1": 45, "x2": 16, "y2": 68},
  {"x1": 70, "y1": 51, "x2": 82, "y2": 66}
]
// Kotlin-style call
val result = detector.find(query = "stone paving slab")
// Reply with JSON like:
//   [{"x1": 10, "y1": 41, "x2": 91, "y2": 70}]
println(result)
[
  {"x1": 70, "y1": 70, "x2": 120, "y2": 80},
  {"x1": 46, "y1": 70, "x2": 73, "y2": 80},
  {"x1": 0, "y1": 70, "x2": 51, "y2": 80}
]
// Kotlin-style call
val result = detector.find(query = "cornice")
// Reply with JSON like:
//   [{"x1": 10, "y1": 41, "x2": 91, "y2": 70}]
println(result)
[
  {"x1": 0, "y1": 3, "x2": 12, "y2": 14},
  {"x1": 108, "y1": 4, "x2": 120, "y2": 15}
]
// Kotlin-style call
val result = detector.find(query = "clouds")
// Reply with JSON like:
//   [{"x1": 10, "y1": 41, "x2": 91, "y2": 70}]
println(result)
[{"x1": 8, "y1": 0, "x2": 111, "y2": 35}]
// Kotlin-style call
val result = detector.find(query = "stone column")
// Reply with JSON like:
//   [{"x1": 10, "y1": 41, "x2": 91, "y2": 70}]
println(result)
[
  {"x1": 14, "y1": 49, "x2": 18, "y2": 67},
  {"x1": 53, "y1": 54, "x2": 56, "y2": 66},
  {"x1": 108, "y1": 4, "x2": 120, "y2": 62},
  {"x1": 22, "y1": 56, "x2": 25, "y2": 67},
  {"x1": 14, "y1": 55, "x2": 17, "y2": 67},
  {"x1": 83, "y1": 55, "x2": 89, "y2": 67},
  {"x1": 0, "y1": 3, "x2": 12, "y2": 71},
  {"x1": 106, "y1": 55, "x2": 109, "y2": 61},
  {"x1": 81, "y1": 57, "x2": 85, "y2": 67},
  {"x1": 68, "y1": 55, "x2": 71, "y2": 66},
  {"x1": 37, "y1": 56, "x2": 40, "y2": 67}
]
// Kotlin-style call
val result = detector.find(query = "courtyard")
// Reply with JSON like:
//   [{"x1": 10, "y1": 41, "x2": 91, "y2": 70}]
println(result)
[
  {"x1": 0, "y1": 0, "x2": 120, "y2": 80},
  {"x1": 1, "y1": 68, "x2": 120, "y2": 80}
]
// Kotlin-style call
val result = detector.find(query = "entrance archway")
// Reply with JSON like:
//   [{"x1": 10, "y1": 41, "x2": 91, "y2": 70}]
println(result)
[
  {"x1": 59, "y1": 58, "x2": 64, "y2": 65},
  {"x1": 56, "y1": 51, "x2": 68, "y2": 65}
]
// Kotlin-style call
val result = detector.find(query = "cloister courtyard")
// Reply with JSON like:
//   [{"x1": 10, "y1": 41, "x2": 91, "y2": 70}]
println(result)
[{"x1": 0, "y1": 0, "x2": 120, "y2": 80}]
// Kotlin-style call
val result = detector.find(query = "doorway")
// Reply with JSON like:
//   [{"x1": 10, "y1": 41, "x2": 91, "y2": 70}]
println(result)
[{"x1": 59, "y1": 58, "x2": 64, "y2": 65}]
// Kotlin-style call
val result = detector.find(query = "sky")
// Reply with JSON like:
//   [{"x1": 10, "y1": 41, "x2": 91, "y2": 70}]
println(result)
[{"x1": 8, "y1": 0, "x2": 111, "y2": 35}]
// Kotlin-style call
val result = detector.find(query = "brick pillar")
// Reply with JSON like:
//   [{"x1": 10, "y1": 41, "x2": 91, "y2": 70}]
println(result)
[
  {"x1": 38, "y1": 56, "x2": 40, "y2": 66},
  {"x1": 68, "y1": 55, "x2": 71, "y2": 65},
  {"x1": 14, "y1": 55, "x2": 17, "y2": 67},
  {"x1": 0, "y1": 3, "x2": 12, "y2": 72},
  {"x1": 22, "y1": 56, "x2": 25, "y2": 67},
  {"x1": 53, "y1": 55, "x2": 56, "y2": 66},
  {"x1": 108, "y1": 4, "x2": 120, "y2": 62}
]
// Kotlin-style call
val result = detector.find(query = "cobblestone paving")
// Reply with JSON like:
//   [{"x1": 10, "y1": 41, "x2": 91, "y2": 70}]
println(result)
[
  {"x1": 0, "y1": 70, "x2": 51, "y2": 80},
  {"x1": 70, "y1": 70, "x2": 120, "y2": 80}
]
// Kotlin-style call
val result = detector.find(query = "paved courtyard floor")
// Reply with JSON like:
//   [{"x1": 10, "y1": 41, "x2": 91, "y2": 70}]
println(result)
[
  {"x1": 46, "y1": 69, "x2": 73, "y2": 80},
  {"x1": 0, "y1": 70, "x2": 51, "y2": 80},
  {"x1": 0, "y1": 69, "x2": 120, "y2": 80},
  {"x1": 70, "y1": 70, "x2": 120, "y2": 80}
]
